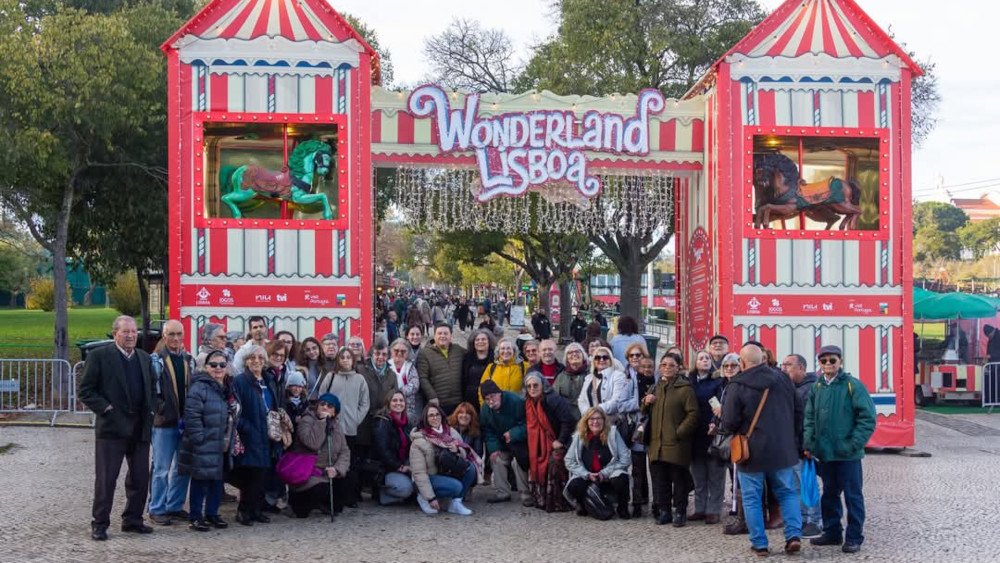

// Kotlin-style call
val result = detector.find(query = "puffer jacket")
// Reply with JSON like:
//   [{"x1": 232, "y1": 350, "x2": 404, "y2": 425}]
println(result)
[
  {"x1": 643, "y1": 375, "x2": 699, "y2": 466},
  {"x1": 803, "y1": 369, "x2": 876, "y2": 462},
  {"x1": 287, "y1": 408, "x2": 350, "y2": 492},
  {"x1": 178, "y1": 373, "x2": 229, "y2": 480},
  {"x1": 480, "y1": 391, "x2": 528, "y2": 454},
  {"x1": 478, "y1": 359, "x2": 528, "y2": 405},
  {"x1": 416, "y1": 343, "x2": 466, "y2": 408},
  {"x1": 409, "y1": 426, "x2": 464, "y2": 501}
]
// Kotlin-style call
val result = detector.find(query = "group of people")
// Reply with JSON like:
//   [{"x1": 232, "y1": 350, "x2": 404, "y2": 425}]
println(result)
[{"x1": 79, "y1": 312, "x2": 877, "y2": 557}]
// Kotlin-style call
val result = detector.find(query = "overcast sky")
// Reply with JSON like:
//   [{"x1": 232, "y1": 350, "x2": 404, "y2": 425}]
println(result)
[{"x1": 332, "y1": 0, "x2": 996, "y2": 203}]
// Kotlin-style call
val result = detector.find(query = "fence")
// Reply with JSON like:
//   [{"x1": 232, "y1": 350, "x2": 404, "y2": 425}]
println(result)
[
  {"x1": 644, "y1": 318, "x2": 676, "y2": 347},
  {"x1": 985, "y1": 362, "x2": 1000, "y2": 413},
  {"x1": 0, "y1": 359, "x2": 75, "y2": 425}
]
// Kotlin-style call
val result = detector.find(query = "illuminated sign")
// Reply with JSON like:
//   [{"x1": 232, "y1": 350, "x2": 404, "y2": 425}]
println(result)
[{"x1": 408, "y1": 85, "x2": 666, "y2": 201}]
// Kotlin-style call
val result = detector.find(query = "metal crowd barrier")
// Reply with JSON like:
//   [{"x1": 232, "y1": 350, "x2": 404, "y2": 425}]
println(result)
[
  {"x1": 0, "y1": 359, "x2": 75, "y2": 425},
  {"x1": 644, "y1": 318, "x2": 676, "y2": 346},
  {"x1": 984, "y1": 362, "x2": 1000, "y2": 413}
]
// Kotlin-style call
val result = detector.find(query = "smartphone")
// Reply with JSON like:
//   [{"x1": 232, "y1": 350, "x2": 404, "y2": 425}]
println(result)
[{"x1": 709, "y1": 396, "x2": 722, "y2": 409}]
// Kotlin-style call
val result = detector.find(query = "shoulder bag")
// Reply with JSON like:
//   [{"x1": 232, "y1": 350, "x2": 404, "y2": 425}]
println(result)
[
  {"x1": 434, "y1": 446, "x2": 472, "y2": 480},
  {"x1": 730, "y1": 388, "x2": 769, "y2": 465}
]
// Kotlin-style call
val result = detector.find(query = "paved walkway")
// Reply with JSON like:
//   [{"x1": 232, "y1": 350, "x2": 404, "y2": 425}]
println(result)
[{"x1": 1, "y1": 414, "x2": 998, "y2": 562}]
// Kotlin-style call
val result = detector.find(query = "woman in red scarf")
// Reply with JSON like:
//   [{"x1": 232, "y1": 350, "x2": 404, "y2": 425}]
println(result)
[
  {"x1": 409, "y1": 404, "x2": 483, "y2": 516},
  {"x1": 371, "y1": 390, "x2": 415, "y2": 505},
  {"x1": 524, "y1": 374, "x2": 576, "y2": 512}
]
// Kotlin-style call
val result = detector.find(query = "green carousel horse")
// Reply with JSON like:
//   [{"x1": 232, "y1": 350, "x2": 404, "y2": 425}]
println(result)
[{"x1": 219, "y1": 139, "x2": 334, "y2": 220}]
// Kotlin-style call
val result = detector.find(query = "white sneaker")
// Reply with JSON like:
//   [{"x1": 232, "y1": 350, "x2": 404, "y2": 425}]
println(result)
[
  {"x1": 447, "y1": 498, "x2": 473, "y2": 516},
  {"x1": 416, "y1": 494, "x2": 438, "y2": 515}
]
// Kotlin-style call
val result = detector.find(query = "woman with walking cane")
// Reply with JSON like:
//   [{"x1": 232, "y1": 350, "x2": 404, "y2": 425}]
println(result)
[{"x1": 285, "y1": 393, "x2": 351, "y2": 518}]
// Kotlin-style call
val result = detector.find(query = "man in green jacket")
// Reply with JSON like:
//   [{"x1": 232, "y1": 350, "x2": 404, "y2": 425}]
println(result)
[
  {"x1": 479, "y1": 380, "x2": 529, "y2": 505},
  {"x1": 803, "y1": 345, "x2": 876, "y2": 554},
  {"x1": 416, "y1": 322, "x2": 465, "y2": 414}
]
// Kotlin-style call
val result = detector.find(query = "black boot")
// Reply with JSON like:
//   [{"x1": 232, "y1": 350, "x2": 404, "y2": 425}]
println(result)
[
  {"x1": 672, "y1": 508, "x2": 687, "y2": 527},
  {"x1": 617, "y1": 503, "x2": 631, "y2": 520},
  {"x1": 656, "y1": 510, "x2": 673, "y2": 525},
  {"x1": 235, "y1": 511, "x2": 254, "y2": 526},
  {"x1": 631, "y1": 504, "x2": 643, "y2": 518}
]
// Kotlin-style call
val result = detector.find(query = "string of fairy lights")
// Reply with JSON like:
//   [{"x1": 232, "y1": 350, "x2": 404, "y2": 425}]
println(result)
[{"x1": 390, "y1": 166, "x2": 680, "y2": 236}]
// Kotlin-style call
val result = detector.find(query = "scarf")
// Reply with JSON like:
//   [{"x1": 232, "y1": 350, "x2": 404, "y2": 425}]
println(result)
[
  {"x1": 390, "y1": 411, "x2": 409, "y2": 463},
  {"x1": 390, "y1": 360, "x2": 412, "y2": 387},
  {"x1": 525, "y1": 396, "x2": 556, "y2": 483},
  {"x1": 588, "y1": 432, "x2": 603, "y2": 471},
  {"x1": 420, "y1": 423, "x2": 482, "y2": 475},
  {"x1": 564, "y1": 361, "x2": 589, "y2": 376}
]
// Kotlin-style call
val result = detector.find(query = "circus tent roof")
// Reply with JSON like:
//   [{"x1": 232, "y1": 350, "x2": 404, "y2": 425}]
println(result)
[
  {"x1": 686, "y1": 0, "x2": 921, "y2": 97},
  {"x1": 162, "y1": 0, "x2": 381, "y2": 80}
]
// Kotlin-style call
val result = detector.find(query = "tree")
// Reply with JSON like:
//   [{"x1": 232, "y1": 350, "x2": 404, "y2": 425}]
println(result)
[
  {"x1": 0, "y1": 4, "x2": 163, "y2": 359},
  {"x1": 423, "y1": 18, "x2": 520, "y2": 92},
  {"x1": 890, "y1": 30, "x2": 940, "y2": 148},
  {"x1": 343, "y1": 12, "x2": 395, "y2": 86},
  {"x1": 913, "y1": 201, "x2": 968, "y2": 234},
  {"x1": 516, "y1": 0, "x2": 765, "y2": 322},
  {"x1": 958, "y1": 218, "x2": 1000, "y2": 260}
]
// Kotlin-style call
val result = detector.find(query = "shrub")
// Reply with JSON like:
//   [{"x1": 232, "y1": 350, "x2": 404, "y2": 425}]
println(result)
[
  {"x1": 26, "y1": 277, "x2": 68, "y2": 312},
  {"x1": 108, "y1": 273, "x2": 142, "y2": 317}
]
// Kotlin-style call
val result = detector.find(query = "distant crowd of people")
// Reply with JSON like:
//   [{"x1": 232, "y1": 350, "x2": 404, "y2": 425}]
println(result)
[{"x1": 78, "y1": 299, "x2": 877, "y2": 556}]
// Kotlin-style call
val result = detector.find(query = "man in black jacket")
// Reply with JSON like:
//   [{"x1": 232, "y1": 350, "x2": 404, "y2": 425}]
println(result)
[
  {"x1": 722, "y1": 344, "x2": 803, "y2": 556},
  {"x1": 79, "y1": 315, "x2": 156, "y2": 541}
]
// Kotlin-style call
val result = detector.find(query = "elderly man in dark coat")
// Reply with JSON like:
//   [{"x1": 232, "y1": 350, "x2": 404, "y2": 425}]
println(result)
[{"x1": 79, "y1": 315, "x2": 156, "y2": 541}]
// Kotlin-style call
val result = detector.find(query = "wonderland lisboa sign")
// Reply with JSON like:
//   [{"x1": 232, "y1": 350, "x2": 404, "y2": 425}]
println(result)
[{"x1": 408, "y1": 85, "x2": 666, "y2": 201}]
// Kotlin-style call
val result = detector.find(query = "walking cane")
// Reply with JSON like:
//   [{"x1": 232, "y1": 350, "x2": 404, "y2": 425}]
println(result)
[{"x1": 327, "y1": 433, "x2": 335, "y2": 522}]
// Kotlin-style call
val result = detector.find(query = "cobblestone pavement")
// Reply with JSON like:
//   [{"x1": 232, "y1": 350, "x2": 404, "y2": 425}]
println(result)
[{"x1": 1, "y1": 415, "x2": 998, "y2": 563}]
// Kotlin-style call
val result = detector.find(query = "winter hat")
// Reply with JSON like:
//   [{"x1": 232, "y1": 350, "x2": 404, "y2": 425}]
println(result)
[
  {"x1": 285, "y1": 371, "x2": 306, "y2": 388},
  {"x1": 479, "y1": 379, "x2": 502, "y2": 398},
  {"x1": 318, "y1": 393, "x2": 341, "y2": 414}
]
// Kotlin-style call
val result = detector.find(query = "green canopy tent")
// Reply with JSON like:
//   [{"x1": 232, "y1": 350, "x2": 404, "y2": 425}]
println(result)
[
  {"x1": 913, "y1": 292, "x2": 997, "y2": 320},
  {"x1": 912, "y1": 286, "x2": 936, "y2": 305}
]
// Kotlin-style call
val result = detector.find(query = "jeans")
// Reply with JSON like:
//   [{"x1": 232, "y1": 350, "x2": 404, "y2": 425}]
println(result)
[
  {"x1": 381, "y1": 471, "x2": 415, "y2": 504},
  {"x1": 793, "y1": 460, "x2": 823, "y2": 525},
  {"x1": 818, "y1": 459, "x2": 866, "y2": 545},
  {"x1": 188, "y1": 479, "x2": 223, "y2": 520},
  {"x1": 690, "y1": 456, "x2": 726, "y2": 516},
  {"x1": 429, "y1": 464, "x2": 476, "y2": 500},
  {"x1": 738, "y1": 466, "x2": 802, "y2": 550},
  {"x1": 149, "y1": 427, "x2": 190, "y2": 515}
]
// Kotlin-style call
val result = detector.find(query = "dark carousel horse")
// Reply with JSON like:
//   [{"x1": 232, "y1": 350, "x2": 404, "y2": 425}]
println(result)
[{"x1": 752, "y1": 153, "x2": 862, "y2": 230}]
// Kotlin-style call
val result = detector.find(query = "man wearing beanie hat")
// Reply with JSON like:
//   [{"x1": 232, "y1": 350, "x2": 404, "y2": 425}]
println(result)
[
  {"x1": 479, "y1": 380, "x2": 530, "y2": 505},
  {"x1": 803, "y1": 345, "x2": 876, "y2": 554}
]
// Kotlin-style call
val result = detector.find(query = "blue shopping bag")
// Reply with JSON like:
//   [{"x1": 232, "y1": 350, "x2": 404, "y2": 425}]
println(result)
[{"x1": 801, "y1": 459, "x2": 820, "y2": 507}]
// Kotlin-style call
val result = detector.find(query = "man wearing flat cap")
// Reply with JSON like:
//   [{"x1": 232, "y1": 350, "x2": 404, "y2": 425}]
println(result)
[
  {"x1": 708, "y1": 335, "x2": 730, "y2": 371},
  {"x1": 803, "y1": 345, "x2": 876, "y2": 554}
]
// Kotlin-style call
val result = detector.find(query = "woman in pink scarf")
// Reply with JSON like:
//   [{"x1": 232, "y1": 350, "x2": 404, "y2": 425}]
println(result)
[{"x1": 408, "y1": 404, "x2": 482, "y2": 516}]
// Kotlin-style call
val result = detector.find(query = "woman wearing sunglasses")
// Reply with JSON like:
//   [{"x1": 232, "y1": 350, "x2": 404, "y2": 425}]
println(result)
[
  {"x1": 577, "y1": 347, "x2": 627, "y2": 428},
  {"x1": 178, "y1": 350, "x2": 231, "y2": 531}
]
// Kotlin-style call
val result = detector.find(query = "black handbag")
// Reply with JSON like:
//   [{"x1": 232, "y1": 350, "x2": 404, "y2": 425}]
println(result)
[
  {"x1": 434, "y1": 447, "x2": 472, "y2": 480},
  {"x1": 615, "y1": 412, "x2": 638, "y2": 449},
  {"x1": 707, "y1": 432, "x2": 731, "y2": 463},
  {"x1": 583, "y1": 482, "x2": 615, "y2": 521},
  {"x1": 631, "y1": 413, "x2": 652, "y2": 447}
]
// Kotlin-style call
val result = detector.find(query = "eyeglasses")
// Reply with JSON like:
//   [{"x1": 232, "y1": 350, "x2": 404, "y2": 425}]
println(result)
[
  {"x1": 587, "y1": 417, "x2": 603, "y2": 423},
  {"x1": 427, "y1": 413, "x2": 442, "y2": 418},
  {"x1": 207, "y1": 362, "x2": 228, "y2": 369},
  {"x1": 723, "y1": 364, "x2": 739, "y2": 369},
  {"x1": 628, "y1": 353, "x2": 644, "y2": 358},
  {"x1": 818, "y1": 357, "x2": 840, "y2": 365},
  {"x1": 526, "y1": 383, "x2": 541, "y2": 388},
  {"x1": 593, "y1": 355, "x2": 610, "y2": 361},
  {"x1": 248, "y1": 356, "x2": 265, "y2": 362},
  {"x1": 391, "y1": 349, "x2": 407, "y2": 354}
]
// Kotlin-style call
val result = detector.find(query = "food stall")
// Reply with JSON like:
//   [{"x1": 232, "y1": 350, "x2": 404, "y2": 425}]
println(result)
[{"x1": 913, "y1": 291, "x2": 997, "y2": 405}]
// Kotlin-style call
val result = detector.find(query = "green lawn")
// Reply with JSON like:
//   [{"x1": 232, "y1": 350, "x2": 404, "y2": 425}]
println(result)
[{"x1": 0, "y1": 307, "x2": 120, "y2": 362}]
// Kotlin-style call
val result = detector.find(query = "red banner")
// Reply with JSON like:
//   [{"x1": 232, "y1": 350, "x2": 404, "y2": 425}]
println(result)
[
  {"x1": 182, "y1": 284, "x2": 360, "y2": 309},
  {"x1": 736, "y1": 294, "x2": 900, "y2": 317},
  {"x1": 686, "y1": 227, "x2": 712, "y2": 350}
]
